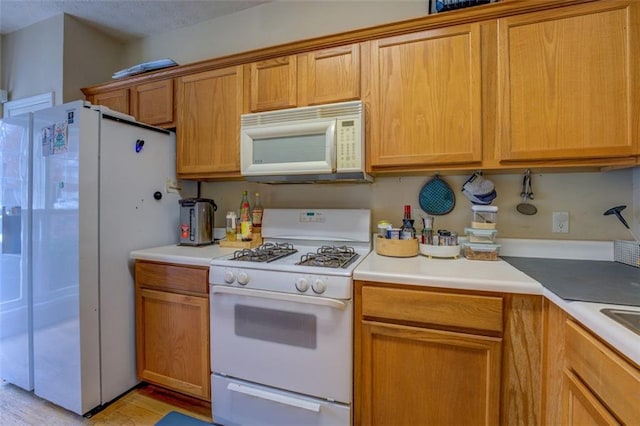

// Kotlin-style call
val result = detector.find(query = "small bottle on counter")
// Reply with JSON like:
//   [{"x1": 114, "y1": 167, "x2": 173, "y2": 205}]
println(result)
[
  {"x1": 251, "y1": 192, "x2": 263, "y2": 233},
  {"x1": 225, "y1": 211, "x2": 238, "y2": 241},
  {"x1": 400, "y1": 205, "x2": 416, "y2": 240},
  {"x1": 239, "y1": 190, "x2": 253, "y2": 241}
]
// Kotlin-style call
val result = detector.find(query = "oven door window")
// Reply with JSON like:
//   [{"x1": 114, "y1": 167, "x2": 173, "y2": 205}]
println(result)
[{"x1": 235, "y1": 305, "x2": 316, "y2": 349}]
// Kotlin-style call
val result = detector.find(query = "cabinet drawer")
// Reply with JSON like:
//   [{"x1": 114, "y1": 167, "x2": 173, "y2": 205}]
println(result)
[
  {"x1": 361, "y1": 286, "x2": 503, "y2": 333},
  {"x1": 565, "y1": 320, "x2": 640, "y2": 424},
  {"x1": 135, "y1": 261, "x2": 208, "y2": 295}
]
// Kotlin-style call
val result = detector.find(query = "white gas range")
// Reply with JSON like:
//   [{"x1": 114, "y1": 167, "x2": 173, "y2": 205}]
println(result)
[{"x1": 209, "y1": 208, "x2": 371, "y2": 426}]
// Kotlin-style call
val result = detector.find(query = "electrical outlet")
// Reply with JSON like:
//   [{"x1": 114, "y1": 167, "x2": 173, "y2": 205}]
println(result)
[{"x1": 552, "y1": 211, "x2": 569, "y2": 233}]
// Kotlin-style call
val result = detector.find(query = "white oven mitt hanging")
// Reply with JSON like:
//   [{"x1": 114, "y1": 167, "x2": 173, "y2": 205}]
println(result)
[{"x1": 462, "y1": 172, "x2": 497, "y2": 205}]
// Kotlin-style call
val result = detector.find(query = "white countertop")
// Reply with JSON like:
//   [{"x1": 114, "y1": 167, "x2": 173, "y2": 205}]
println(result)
[
  {"x1": 129, "y1": 243, "x2": 235, "y2": 267},
  {"x1": 130, "y1": 238, "x2": 639, "y2": 366},
  {"x1": 354, "y1": 251, "x2": 543, "y2": 294}
]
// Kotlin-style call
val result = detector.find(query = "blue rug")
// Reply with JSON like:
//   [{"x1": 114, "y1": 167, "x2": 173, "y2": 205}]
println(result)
[{"x1": 155, "y1": 411, "x2": 213, "y2": 426}]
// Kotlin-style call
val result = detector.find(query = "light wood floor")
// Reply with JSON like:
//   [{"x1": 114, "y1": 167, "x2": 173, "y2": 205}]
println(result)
[{"x1": 0, "y1": 381, "x2": 212, "y2": 425}]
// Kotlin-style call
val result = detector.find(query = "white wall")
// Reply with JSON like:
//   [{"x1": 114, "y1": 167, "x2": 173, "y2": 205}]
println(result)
[
  {"x1": 1, "y1": 15, "x2": 64, "y2": 104},
  {"x1": 124, "y1": 0, "x2": 429, "y2": 65},
  {"x1": 62, "y1": 15, "x2": 126, "y2": 102},
  {"x1": 0, "y1": 14, "x2": 124, "y2": 110}
]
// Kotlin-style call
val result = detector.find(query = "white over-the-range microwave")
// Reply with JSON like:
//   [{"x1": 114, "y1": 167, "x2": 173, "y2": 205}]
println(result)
[{"x1": 240, "y1": 100, "x2": 372, "y2": 183}]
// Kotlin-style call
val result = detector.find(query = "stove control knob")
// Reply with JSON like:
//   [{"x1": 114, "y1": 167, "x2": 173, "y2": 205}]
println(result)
[
  {"x1": 295, "y1": 278, "x2": 309, "y2": 292},
  {"x1": 237, "y1": 272, "x2": 250, "y2": 286},
  {"x1": 312, "y1": 279, "x2": 326, "y2": 294},
  {"x1": 223, "y1": 270, "x2": 235, "y2": 284}
]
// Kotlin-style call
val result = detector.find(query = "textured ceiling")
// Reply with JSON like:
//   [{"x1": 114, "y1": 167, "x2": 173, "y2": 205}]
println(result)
[{"x1": 0, "y1": 0, "x2": 271, "y2": 41}]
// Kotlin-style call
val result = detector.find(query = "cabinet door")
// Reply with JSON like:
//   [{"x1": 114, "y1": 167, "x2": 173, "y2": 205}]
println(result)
[
  {"x1": 131, "y1": 79, "x2": 175, "y2": 127},
  {"x1": 562, "y1": 369, "x2": 620, "y2": 426},
  {"x1": 249, "y1": 56, "x2": 297, "y2": 112},
  {"x1": 565, "y1": 319, "x2": 640, "y2": 424},
  {"x1": 92, "y1": 88, "x2": 130, "y2": 114},
  {"x1": 366, "y1": 24, "x2": 482, "y2": 170},
  {"x1": 298, "y1": 44, "x2": 360, "y2": 106},
  {"x1": 359, "y1": 321, "x2": 501, "y2": 426},
  {"x1": 497, "y1": 1, "x2": 640, "y2": 162},
  {"x1": 136, "y1": 288, "x2": 210, "y2": 400},
  {"x1": 176, "y1": 66, "x2": 243, "y2": 177}
]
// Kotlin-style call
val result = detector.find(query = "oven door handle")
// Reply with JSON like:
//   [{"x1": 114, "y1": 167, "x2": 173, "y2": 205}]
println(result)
[
  {"x1": 227, "y1": 382, "x2": 321, "y2": 412},
  {"x1": 211, "y1": 285, "x2": 348, "y2": 310}
]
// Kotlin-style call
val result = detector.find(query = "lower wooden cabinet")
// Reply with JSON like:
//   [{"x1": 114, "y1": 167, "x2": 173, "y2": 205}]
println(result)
[
  {"x1": 563, "y1": 319, "x2": 640, "y2": 425},
  {"x1": 355, "y1": 282, "x2": 505, "y2": 425},
  {"x1": 135, "y1": 261, "x2": 211, "y2": 401},
  {"x1": 543, "y1": 301, "x2": 640, "y2": 425},
  {"x1": 355, "y1": 281, "x2": 543, "y2": 426},
  {"x1": 360, "y1": 320, "x2": 502, "y2": 425},
  {"x1": 562, "y1": 369, "x2": 620, "y2": 426}
]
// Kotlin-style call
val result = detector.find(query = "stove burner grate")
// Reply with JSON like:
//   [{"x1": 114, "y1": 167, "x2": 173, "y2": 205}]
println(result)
[
  {"x1": 297, "y1": 245, "x2": 360, "y2": 269},
  {"x1": 231, "y1": 242, "x2": 297, "y2": 263}
]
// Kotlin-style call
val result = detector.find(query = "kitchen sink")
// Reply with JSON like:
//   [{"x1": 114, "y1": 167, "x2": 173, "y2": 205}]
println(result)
[{"x1": 601, "y1": 308, "x2": 640, "y2": 336}]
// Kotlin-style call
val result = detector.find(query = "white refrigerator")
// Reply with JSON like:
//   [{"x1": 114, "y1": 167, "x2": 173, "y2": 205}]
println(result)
[{"x1": 0, "y1": 100, "x2": 182, "y2": 415}]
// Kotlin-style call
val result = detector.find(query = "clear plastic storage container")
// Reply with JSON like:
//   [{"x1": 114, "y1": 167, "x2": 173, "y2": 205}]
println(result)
[
  {"x1": 462, "y1": 242, "x2": 501, "y2": 260},
  {"x1": 464, "y1": 227, "x2": 498, "y2": 244},
  {"x1": 471, "y1": 205, "x2": 498, "y2": 229}
]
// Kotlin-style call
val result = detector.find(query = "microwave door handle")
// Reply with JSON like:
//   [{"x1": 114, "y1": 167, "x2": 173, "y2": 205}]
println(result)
[
  {"x1": 211, "y1": 285, "x2": 348, "y2": 310},
  {"x1": 227, "y1": 382, "x2": 321, "y2": 413}
]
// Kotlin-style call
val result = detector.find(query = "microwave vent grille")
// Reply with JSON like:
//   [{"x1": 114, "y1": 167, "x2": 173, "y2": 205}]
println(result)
[{"x1": 241, "y1": 100, "x2": 362, "y2": 127}]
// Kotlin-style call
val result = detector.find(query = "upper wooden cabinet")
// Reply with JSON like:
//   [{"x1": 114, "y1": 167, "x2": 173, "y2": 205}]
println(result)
[
  {"x1": 88, "y1": 80, "x2": 175, "y2": 127},
  {"x1": 176, "y1": 66, "x2": 244, "y2": 178},
  {"x1": 298, "y1": 44, "x2": 361, "y2": 106},
  {"x1": 247, "y1": 44, "x2": 360, "y2": 112},
  {"x1": 92, "y1": 88, "x2": 130, "y2": 115},
  {"x1": 364, "y1": 24, "x2": 483, "y2": 171},
  {"x1": 496, "y1": 1, "x2": 640, "y2": 163},
  {"x1": 248, "y1": 56, "x2": 297, "y2": 112},
  {"x1": 131, "y1": 79, "x2": 175, "y2": 127}
]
